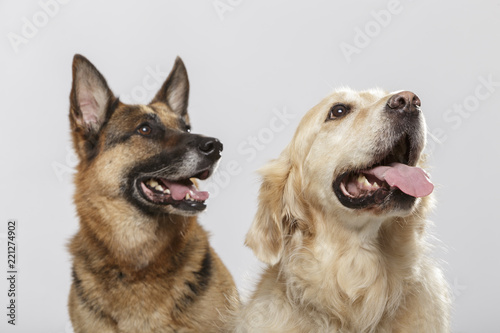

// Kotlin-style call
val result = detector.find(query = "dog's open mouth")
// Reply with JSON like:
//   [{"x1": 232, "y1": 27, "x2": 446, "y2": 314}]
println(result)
[
  {"x1": 137, "y1": 170, "x2": 211, "y2": 212},
  {"x1": 333, "y1": 136, "x2": 433, "y2": 210}
]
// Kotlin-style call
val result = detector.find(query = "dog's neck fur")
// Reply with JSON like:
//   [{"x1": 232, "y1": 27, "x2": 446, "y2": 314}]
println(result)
[
  {"x1": 71, "y1": 189, "x2": 201, "y2": 272},
  {"x1": 279, "y1": 203, "x2": 428, "y2": 331}
]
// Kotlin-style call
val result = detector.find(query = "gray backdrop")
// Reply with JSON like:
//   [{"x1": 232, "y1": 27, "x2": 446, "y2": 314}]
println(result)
[{"x1": 1, "y1": 0, "x2": 499, "y2": 332}]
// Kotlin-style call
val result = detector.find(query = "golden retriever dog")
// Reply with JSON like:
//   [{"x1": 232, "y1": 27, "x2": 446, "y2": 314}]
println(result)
[{"x1": 233, "y1": 88, "x2": 450, "y2": 332}]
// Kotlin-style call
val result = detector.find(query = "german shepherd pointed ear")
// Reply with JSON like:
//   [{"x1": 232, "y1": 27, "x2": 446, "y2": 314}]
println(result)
[
  {"x1": 245, "y1": 153, "x2": 296, "y2": 265},
  {"x1": 150, "y1": 56, "x2": 189, "y2": 116},
  {"x1": 69, "y1": 54, "x2": 116, "y2": 160}
]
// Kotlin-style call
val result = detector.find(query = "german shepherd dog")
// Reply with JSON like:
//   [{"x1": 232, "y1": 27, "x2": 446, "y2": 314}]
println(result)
[{"x1": 67, "y1": 55, "x2": 238, "y2": 332}]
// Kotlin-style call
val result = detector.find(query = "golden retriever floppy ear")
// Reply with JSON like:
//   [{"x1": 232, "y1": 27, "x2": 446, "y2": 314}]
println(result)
[{"x1": 245, "y1": 153, "x2": 294, "y2": 265}]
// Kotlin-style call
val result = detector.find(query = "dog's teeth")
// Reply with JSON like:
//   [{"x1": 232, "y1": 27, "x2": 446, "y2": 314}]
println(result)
[
  {"x1": 185, "y1": 193, "x2": 190, "y2": 200},
  {"x1": 164, "y1": 188, "x2": 171, "y2": 195},
  {"x1": 357, "y1": 175, "x2": 369, "y2": 186},
  {"x1": 373, "y1": 182, "x2": 380, "y2": 189},
  {"x1": 363, "y1": 177, "x2": 370, "y2": 187},
  {"x1": 156, "y1": 185, "x2": 164, "y2": 192},
  {"x1": 149, "y1": 179, "x2": 158, "y2": 187}
]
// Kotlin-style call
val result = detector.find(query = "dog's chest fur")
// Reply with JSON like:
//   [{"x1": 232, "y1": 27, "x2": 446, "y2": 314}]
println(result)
[
  {"x1": 70, "y1": 207, "x2": 220, "y2": 332},
  {"x1": 253, "y1": 215, "x2": 427, "y2": 332}
]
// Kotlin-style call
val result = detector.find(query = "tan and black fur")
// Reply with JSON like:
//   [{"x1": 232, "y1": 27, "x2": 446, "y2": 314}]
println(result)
[{"x1": 67, "y1": 54, "x2": 238, "y2": 332}]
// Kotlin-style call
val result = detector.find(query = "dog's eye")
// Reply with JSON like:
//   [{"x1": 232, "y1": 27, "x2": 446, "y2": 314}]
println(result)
[
  {"x1": 327, "y1": 104, "x2": 350, "y2": 120},
  {"x1": 137, "y1": 125, "x2": 152, "y2": 136},
  {"x1": 185, "y1": 124, "x2": 191, "y2": 133}
]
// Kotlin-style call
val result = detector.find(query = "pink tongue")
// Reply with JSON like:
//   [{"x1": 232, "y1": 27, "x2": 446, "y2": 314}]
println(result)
[
  {"x1": 364, "y1": 163, "x2": 434, "y2": 198},
  {"x1": 162, "y1": 180, "x2": 209, "y2": 201}
]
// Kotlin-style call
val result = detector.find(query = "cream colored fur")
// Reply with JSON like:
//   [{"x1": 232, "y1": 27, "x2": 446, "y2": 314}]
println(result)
[{"x1": 233, "y1": 88, "x2": 450, "y2": 333}]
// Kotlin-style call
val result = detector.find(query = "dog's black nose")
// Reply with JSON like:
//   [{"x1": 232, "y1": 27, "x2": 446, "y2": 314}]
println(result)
[
  {"x1": 386, "y1": 91, "x2": 421, "y2": 113},
  {"x1": 198, "y1": 137, "x2": 223, "y2": 160}
]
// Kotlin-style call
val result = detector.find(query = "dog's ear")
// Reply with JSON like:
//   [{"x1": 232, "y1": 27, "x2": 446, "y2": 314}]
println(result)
[
  {"x1": 69, "y1": 54, "x2": 116, "y2": 160},
  {"x1": 245, "y1": 154, "x2": 295, "y2": 265},
  {"x1": 151, "y1": 56, "x2": 189, "y2": 116}
]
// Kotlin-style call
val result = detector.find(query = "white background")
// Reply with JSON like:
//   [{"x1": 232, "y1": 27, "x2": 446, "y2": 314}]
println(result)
[{"x1": 1, "y1": 0, "x2": 499, "y2": 332}]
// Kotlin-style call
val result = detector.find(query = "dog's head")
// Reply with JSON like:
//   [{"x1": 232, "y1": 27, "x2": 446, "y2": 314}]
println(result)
[
  {"x1": 69, "y1": 55, "x2": 222, "y2": 216},
  {"x1": 246, "y1": 88, "x2": 433, "y2": 264}
]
